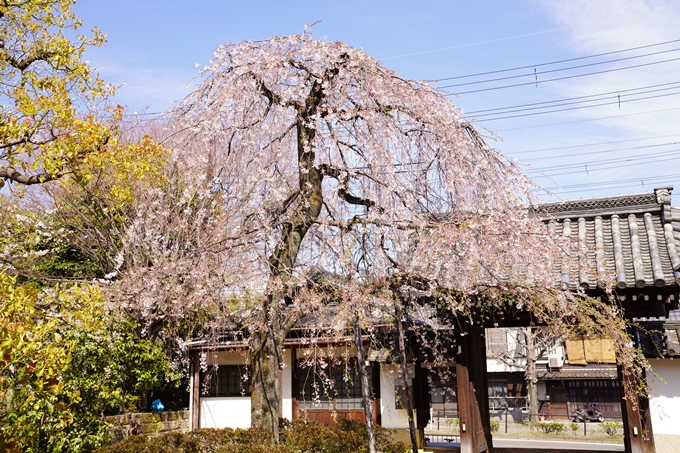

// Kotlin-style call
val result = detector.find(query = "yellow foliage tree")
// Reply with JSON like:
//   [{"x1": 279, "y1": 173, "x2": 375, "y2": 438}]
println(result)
[{"x1": 0, "y1": 0, "x2": 150, "y2": 187}]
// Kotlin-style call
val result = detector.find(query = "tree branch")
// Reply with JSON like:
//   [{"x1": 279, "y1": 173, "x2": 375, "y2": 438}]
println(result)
[
  {"x1": 252, "y1": 74, "x2": 302, "y2": 111},
  {"x1": 0, "y1": 48, "x2": 53, "y2": 71},
  {"x1": 318, "y1": 163, "x2": 376, "y2": 209},
  {"x1": 0, "y1": 167, "x2": 60, "y2": 185}
]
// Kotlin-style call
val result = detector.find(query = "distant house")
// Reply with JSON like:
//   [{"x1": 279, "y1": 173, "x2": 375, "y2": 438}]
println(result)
[{"x1": 484, "y1": 326, "x2": 621, "y2": 419}]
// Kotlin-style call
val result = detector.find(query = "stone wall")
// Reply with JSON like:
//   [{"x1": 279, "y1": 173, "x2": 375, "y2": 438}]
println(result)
[{"x1": 107, "y1": 409, "x2": 190, "y2": 443}]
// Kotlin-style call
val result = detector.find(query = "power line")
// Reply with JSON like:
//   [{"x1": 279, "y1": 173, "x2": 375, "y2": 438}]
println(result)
[
  {"x1": 379, "y1": 26, "x2": 575, "y2": 61},
  {"x1": 494, "y1": 105, "x2": 680, "y2": 132},
  {"x1": 432, "y1": 38, "x2": 680, "y2": 81},
  {"x1": 512, "y1": 133, "x2": 680, "y2": 155},
  {"x1": 475, "y1": 89, "x2": 680, "y2": 122},
  {"x1": 467, "y1": 81, "x2": 680, "y2": 116},
  {"x1": 526, "y1": 148, "x2": 680, "y2": 173},
  {"x1": 515, "y1": 141, "x2": 680, "y2": 161},
  {"x1": 541, "y1": 173, "x2": 680, "y2": 190},
  {"x1": 534, "y1": 173, "x2": 680, "y2": 195},
  {"x1": 443, "y1": 56, "x2": 680, "y2": 95},
  {"x1": 436, "y1": 46, "x2": 680, "y2": 89},
  {"x1": 532, "y1": 155, "x2": 680, "y2": 178}
]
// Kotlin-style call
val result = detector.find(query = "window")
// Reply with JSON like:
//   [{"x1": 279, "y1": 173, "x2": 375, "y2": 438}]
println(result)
[
  {"x1": 201, "y1": 365, "x2": 251, "y2": 397},
  {"x1": 488, "y1": 376, "x2": 509, "y2": 409},
  {"x1": 428, "y1": 370, "x2": 457, "y2": 416},
  {"x1": 566, "y1": 380, "x2": 620, "y2": 404},
  {"x1": 486, "y1": 329, "x2": 508, "y2": 356},
  {"x1": 296, "y1": 360, "x2": 371, "y2": 410}
]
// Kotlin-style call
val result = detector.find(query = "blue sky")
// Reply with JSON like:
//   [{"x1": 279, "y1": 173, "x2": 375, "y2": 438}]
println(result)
[{"x1": 74, "y1": 0, "x2": 680, "y2": 202}]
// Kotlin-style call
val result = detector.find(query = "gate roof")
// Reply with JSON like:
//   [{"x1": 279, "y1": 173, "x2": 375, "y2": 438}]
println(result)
[{"x1": 537, "y1": 186, "x2": 680, "y2": 290}]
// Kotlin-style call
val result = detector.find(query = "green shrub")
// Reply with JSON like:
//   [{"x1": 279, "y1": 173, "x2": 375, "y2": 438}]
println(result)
[
  {"x1": 445, "y1": 418, "x2": 459, "y2": 431},
  {"x1": 490, "y1": 420, "x2": 500, "y2": 432},
  {"x1": 95, "y1": 420, "x2": 409, "y2": 453},
  {"x1": 569, "y1": 422, "x2": 580, "y2": 433},
  {"x1": 96, "y1": 428, "x2": 288, "y2": 453},
  {"x1": 0, "y1": 276, "x2": 180, "y2": 453},
  {"x1": 599, "y1": 422, "x2": 624, "y2": 436},
  {"x1": 530, "y1": 421, "x2": 565, "y2": 434}
]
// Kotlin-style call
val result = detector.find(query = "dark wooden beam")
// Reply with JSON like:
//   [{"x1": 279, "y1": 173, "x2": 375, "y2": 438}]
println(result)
[
  {"x1": 618, "y1": 364, "x2": 647, "y2": 453},
  {"x1": 191, "y1": 351, "x2": 200, "y2": 430},
  {"x1": 638, "y1": 369, "x2": 656, "y2": 453},
  {"x1": 373, "y1": 362, "x2": 382, "y2": 426},
  {"x1": 413, "y1": 362, "x2": 428, "y2": 448},
  {"x1": 291, "y1": 348, "x2": 299, "y2": 420},
  {"x1": 470, "y1": 323, "x2": 493, "y2": 451},
  {"x1": 456, "y1": 322, "x2": 491, "y2": 453}
]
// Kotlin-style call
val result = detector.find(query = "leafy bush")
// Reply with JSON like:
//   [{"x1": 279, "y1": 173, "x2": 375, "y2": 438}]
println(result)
[
  {"x1": 95, "y1": 420, "x2": 409, "y2": 453},
  {"x1": 283, "y1": 419, "x2": 406, "y2": 453},
  {"x1": 0, "y1": 274, "x2": 179, "y2": 452},
  {"x1": 445, "y1": 418, "x2": 459, "y2": 431},
  {"x1": 569, "y1": 422, "x2": 580, "y2": 433},
  {"x1": 96, "y1": 429, "x2": 289, "y2": 453},
  {"x1": 490, "y1": 420, "x2": 500, "y2": 432},
  {"x1": 531, "y1": 421, "x2": 565, "y2": 434},
  {"x1": 599, "y1": 422, "x2": 624, "y2": 436}
]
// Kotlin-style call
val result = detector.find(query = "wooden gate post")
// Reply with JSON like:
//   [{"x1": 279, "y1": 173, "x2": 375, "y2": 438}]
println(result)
[
  {"x1": 618, "y1": 364, "x2": 650, "y2": 453},
  {"x1": 413, "y1": 363, "x2": 427, "y2": 448},
  {"x1": 470, "y1": 323, "x2": 493, "y2": 451},
  {"x1": 191, "y1": 351, "x2": 201, "y2": 430},
  {"x1": 456, "y1": 323, "x2": 491, "y2": 453},
  {"x1": 638, "y1": 369, "x2": 656, "y2": 453}
]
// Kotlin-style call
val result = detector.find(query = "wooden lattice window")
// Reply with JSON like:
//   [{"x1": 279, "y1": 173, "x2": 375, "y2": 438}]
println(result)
[
  {"x1": 296, "y1": 360, "x2": 372, "y2": 410},
  {"x1": 201, "y1": 365, "x2": 251, "y2": 397}
]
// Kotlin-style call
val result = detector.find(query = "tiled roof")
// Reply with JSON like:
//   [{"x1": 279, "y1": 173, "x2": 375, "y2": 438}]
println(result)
[
  {"x1": 537, "y1": 186, "x2": 680, "y2": 290},
  {"x1": 536, "y1": 364, "x2": 618, "y2": 380}
]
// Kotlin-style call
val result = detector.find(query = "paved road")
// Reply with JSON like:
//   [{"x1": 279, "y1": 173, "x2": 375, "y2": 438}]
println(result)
[
  {"x1": 428, "y1": 438, "x2": 625, "y2": 451},
  {"x1": 494, "y1": 438, "x2": 625, "y2": 451}
]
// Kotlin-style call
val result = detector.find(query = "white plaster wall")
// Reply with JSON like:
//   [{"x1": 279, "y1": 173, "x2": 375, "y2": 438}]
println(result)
[
  {"x1": 379, "y1": 363, "x2": 413, "y2": 429},
  {"x1": 486, "y1": 359, "x2": 524, "y2": 373},
  {"x1": 200, "y1": 397, "x2": 251, "y2": 429},
  {"x1": 282, "y1": 348, "x2": 293, "y2": 420},
  {"x1": 199, "y1": 349, "x2": 251, "y2": 429},
  {"x1": 648, "y1": 359, "x2": 680, "y2": 435}
]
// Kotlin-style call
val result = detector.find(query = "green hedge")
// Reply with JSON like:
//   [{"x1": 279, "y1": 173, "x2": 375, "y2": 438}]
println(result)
[
  {"x1": 95, "y1": 419, "x2": 408, "y2": 453},
  {"x1": 599, "y1": 422, "x2": 624, "y2": 436},
  {"x1": 530, "y1": 421, "x2": 565, "y2": 434}
]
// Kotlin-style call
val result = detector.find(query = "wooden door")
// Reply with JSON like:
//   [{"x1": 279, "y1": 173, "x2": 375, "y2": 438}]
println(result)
[{"x1": 549, "y1": 386, "x2": 568, "y2": 418}]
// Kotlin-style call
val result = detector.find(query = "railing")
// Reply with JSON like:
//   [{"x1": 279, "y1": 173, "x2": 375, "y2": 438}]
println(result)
[{"x1": 425, "y1": 433, "x2": 460, "y2": 444}]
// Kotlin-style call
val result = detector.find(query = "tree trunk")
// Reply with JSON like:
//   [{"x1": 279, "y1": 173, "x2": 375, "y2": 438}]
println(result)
[
  {"x1": 354, "y1": 315, "x2": 377, "y2": 453},
  {"x1": 394, "y1": 299, "x2": 419, "y2": 453},
  {"x1": 251, "y1": 320, "x2": 283, "y2": 441},
  {"x1": 524, "y1": 327, "x2": 539, "y2": 422},
  {"x1": 251, "y1": 109, "x2": 324, "y2": 440}
]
